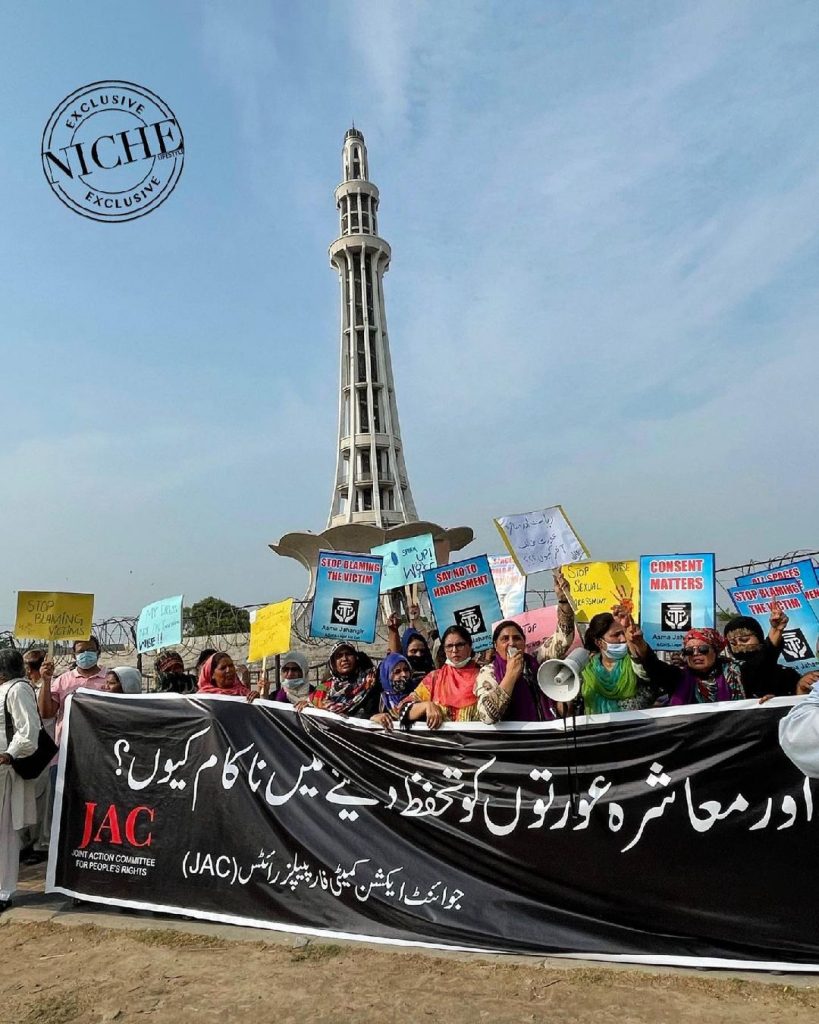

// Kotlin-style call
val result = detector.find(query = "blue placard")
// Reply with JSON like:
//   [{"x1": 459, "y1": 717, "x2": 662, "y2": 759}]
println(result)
[
  {"x1": 735, "y1": 559, "x2": 818, "y2": 590},
  {"x1": 639, "y1": 554, "x2": 715, "y2": 652},
  {"x1": 310, "y1": 550, "x2": 383, "y2": 644},
  {"x1": 371, "y1": 532, "x2": 437, "y2": 593},
  {"x1": 729, "y1": 581, "x2": 819, "y2": 674},
  {"x1": 136, "y1": 594, "x2": 184, "y2": 654},
  {"x1": 735, "y1": 559, "x2": 819, "y2": 624},
  {"x1": 422, "y1": 555, "x2": 503, "y2": 653}
]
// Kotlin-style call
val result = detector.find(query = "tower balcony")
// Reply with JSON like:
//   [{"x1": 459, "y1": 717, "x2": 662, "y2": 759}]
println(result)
[
  {"x1": 329, "y1": 235, "x2": 391, "y2": 264},
  {"x1": 335, "y1": 180, "x2": 379, "y2": 205}
]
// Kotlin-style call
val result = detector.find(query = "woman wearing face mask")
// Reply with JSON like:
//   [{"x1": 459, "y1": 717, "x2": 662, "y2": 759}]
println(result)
[
  {"x1": 197, "y1": 652, "x2": 259, "y2": 701},
  {"x1": 370, "y1": 654, "x2": 414, "y2": 729},
  {"x1": 386, "y1": 613, "x2": 436, "y2": 685},
  {"x1": 396, "y1": 625, "x2": 480, "y2": 730},
  {"x1": 628, "y1": 624, "x2": 746, "y2": 705},
  {"x1": 580, "y1": 613, "x2": 662, "y2": 715},
  {"x1": 723, "y1": 603, "x2": 801, "y2": 699},
  {"x1": 475, "y1": 620, "x2": 559, "y2": 723},
  {"x1": 268, "y1": 651, "x2": 312, "y2": 705},
  {"x1": 154, "y1": 651, "x2": 197, "y2": 694},
  {"x1": 309, "y1": 643, "x2": 380, "y2": 718}
]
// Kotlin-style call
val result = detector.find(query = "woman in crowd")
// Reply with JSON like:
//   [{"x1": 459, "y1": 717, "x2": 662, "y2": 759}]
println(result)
[
  {"x1": 395, "y1": 625, "x2": 481, "y2": 729},
  {"x1": 154, "y1": 651, "x2": 197, "y2": 693},
  {"x1": 628, "y1": 622, "x2": 747, "y2": 705},
  {"x1": 104, "y1": 667, "x2": 143, "y2": 694},
  {"x1": 308, "y1": 643, "x2": 381, "y2": 718},
  {"x1": 268, "y1": 651, "x2": 312, "y2": 705},
  {"x1": 722, "y1": 603, "x2": 801, "y2": 698},
  {"x1": 476, "y1": 620, "x2": 559, "y2": 723},
  {"x1": 386, "y1": 611, "x2": 436, "y2": 685},
  {"x1": 0, "y1": 650, "x2": 39, "y2": 913},
  {"x1": 375, "y1": 653, "x2": 414, "y2": 718},
  {"x1": 580, "y1": 612, "x2": 663, "y2": 714},
  {"x1": 197, "y1": 652, "x2": 258, "y2": 700}
]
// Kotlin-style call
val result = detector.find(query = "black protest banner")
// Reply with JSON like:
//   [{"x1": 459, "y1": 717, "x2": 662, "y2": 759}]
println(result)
[{"x1": 48, "y1": 691, "x2": 819, "y2": 970}]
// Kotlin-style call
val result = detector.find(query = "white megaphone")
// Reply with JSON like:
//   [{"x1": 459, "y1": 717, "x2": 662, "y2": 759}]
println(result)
[{"x1": 537, "y1": 648, "x2": 589, "y2": 703}]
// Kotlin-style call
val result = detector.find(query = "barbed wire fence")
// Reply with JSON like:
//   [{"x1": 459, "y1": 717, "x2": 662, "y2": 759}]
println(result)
[{"x1": 2, "y1": 550, "x2": 816, "y2": 687}]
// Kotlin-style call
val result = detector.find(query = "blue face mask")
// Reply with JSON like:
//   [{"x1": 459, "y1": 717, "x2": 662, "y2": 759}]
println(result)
[
  {"x1": 76, "y1": 650, "x2": 99, "y2": 670},
  {"x1": 604, "y1": 642, "x2": 629, "y2": 661}
]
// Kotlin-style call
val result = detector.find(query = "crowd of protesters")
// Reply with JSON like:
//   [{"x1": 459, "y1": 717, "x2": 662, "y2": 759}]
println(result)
[{"x1": 2, "y1": 567, "x2": 818, "y2": 911}]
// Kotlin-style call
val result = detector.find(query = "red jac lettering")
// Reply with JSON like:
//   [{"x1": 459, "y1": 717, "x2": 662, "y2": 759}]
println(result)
[{"x1": 78, "y1": 802, "x2": 155, "y2": 849}]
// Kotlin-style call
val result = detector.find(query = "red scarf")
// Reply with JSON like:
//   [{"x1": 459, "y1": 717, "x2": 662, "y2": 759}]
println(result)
[{"x1": 197, "y1": 654, "x2": 250, "y2": 697}]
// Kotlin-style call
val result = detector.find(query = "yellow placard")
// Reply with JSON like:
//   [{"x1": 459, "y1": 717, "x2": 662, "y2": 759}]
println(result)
[
  {"x1": 15, "y1": 591, "x2": 95, "y2": 641},
  {"x1": 248, "y1": 598, "x2": 293, "y2": 662},
  {"x1": 561, "y1": 561, "x2": 639, "y2": 623}
]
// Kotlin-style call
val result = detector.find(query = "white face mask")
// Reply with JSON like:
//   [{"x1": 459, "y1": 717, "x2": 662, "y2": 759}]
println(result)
[
  {"x1": 604, "y1": 642, "x2": 629, "y2": 661},
  {"x1": 446, "y1": 655, "x2": 472, "y2": 668}
]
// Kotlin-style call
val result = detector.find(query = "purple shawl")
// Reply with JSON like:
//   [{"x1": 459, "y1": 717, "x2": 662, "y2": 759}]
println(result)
[
  {"x1": 668, "y1": 666, "x2": 742, "y2": 706},
  {"x1": 491, "y1": 653, "x2": 558, "y2": 722}
]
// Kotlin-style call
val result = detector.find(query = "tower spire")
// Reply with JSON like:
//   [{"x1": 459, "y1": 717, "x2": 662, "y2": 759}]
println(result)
[{"x1": 327, "y1": 129, "x2": 418, "y2": 528}]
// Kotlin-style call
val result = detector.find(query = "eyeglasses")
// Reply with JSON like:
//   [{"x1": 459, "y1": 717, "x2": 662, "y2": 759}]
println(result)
[
  {"x1": 682, "y1": 645, "x2": 712, "y2": 657},
  {"x1": 444, "y1": 641, "x2": 469, "y2": 651}
]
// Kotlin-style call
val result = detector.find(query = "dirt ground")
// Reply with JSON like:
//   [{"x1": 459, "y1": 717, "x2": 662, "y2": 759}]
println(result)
[{"x1": 1, "y1": 921, "x2": 817, "y2": 1024}]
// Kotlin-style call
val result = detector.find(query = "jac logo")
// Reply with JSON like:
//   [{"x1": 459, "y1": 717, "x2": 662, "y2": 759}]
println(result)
[{"x1": 79, "y1": 802, "x2": 156, "y2": 850}]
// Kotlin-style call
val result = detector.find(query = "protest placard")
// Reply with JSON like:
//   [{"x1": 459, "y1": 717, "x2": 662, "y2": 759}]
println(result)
[
  {"x1": 136, "y1": 595, "x2": 184, "y2": 654},
  {"x1": 492, "y1": 605, "x2": 581, "y2": 654},
  {"x1": 371, "y1": 532, "x2": 436, "y2": 593},
  {"x1": 488, "y1": 555, "x2": 526, "y2": 618},
  {"x1": 248, "y1": 598, "x2": 293, "y2": 662},
  {"x1": 422, "y1": 556, "x2": 502, "y2": 652},
  {"x1": 494, "y1": 506, "x2": 588, "y2": 576},
  {"x1": 729, "y1": 582, "x2": 819, "y2": 674},
  {"x1": 735, "y1": 559, "x2": 818, "y2": 589},
  {"x1": 310, "y1": 551, "x2": 383, "y2": 644},
  {"x1": 15, "y1": 591, "x2": 94, "y2": 642},
  {"x1": 639, "y1": 554, "x2": 716, "y2": 652},
  {"x1": 562, "y1": 560, "x2": 640, "y2": 623},
  {"x1": 734, "y1": 560, "x2": 819, "y2": 623}
]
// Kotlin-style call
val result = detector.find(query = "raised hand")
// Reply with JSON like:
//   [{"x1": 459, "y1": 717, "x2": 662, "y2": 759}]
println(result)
[
  {"x1": 387, "y1": 612, "x2": 401, "y2": 632},
  {"x1": 769, "y1": 600, "x2": 789, "y2": 633}
]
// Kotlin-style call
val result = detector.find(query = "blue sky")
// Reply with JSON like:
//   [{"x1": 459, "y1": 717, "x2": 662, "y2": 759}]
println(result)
[{"x1": 2, "y1": 0, "x2": 818, "y2": 625}]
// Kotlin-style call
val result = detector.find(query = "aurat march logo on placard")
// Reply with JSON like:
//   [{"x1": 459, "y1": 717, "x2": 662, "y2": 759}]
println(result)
[{"x1": 41, "y1": 80, "x2": 184, "y2": 222}]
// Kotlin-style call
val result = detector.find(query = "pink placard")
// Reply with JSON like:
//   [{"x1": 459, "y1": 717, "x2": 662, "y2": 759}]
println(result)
[{"x1": 492, "y1": 606, "x2": 581, "y2": 654}]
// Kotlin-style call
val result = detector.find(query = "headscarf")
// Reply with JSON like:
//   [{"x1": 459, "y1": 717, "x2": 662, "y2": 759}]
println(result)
[
  {"x1": 581, "y1": 655, "x2": 639, "y2": 715},
  {"x1": 400, "y1": 627, "x2": 435, "y2": 678},
  {"x1": 682, "y1": 628, "x2": 726, "y2": 653},
  {"x1": 197, "y1": 653, "x2": 251, "y2": 697},
  {"x1": 320, "y1": 643, "x2": 377, "y2": 715},
  {"x1": 723, "y1": 616, "x2": 764, "y2": 644},
  {"x1": 110, "y1": 666, "x2": 143, "y2": 694},
  {"x1": 278, "y1": 651, "x2": 311, "y2": 704},
  {"x1": 154, "y1": 650, "x2": 196, "y2": 693},
  {"x1": 379, "y1": 653, "x2": 413, "y2": 710}
]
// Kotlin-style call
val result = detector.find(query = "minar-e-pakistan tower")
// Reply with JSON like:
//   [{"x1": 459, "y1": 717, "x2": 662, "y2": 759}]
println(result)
[
  {"x1": 327, "y1": 128, "x2": 418, "y2": 529},
  {"x1": 271, "y1": 129, "x2": 472, "y2": 603}
]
